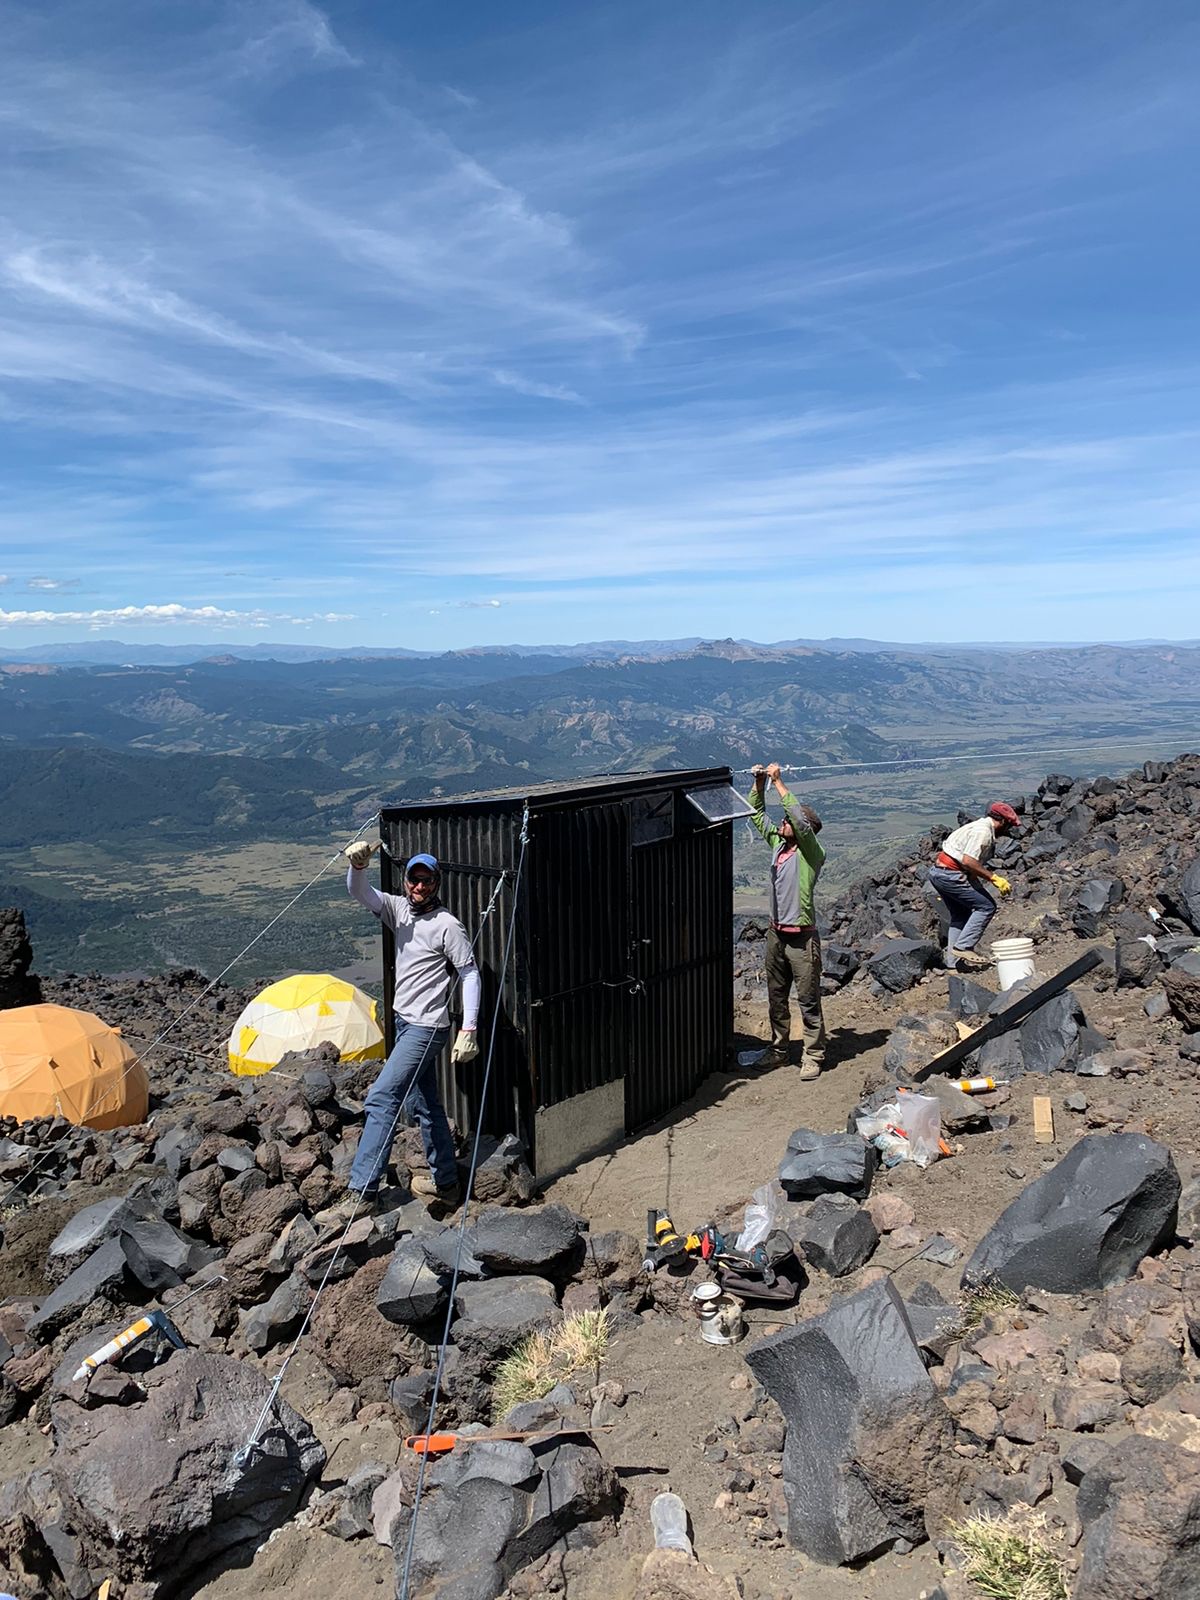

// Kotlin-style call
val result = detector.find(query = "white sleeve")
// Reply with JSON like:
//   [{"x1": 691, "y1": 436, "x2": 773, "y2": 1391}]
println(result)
[
  {"x1": 347, "y1": 865, "x2": 389, "y2": 922},
  {"x1": 460, "y1": 964, "x2": 481, "y2": 1031},
  {"x1": 443, "y1": 918, "x2": 481, "y2": 1030}
]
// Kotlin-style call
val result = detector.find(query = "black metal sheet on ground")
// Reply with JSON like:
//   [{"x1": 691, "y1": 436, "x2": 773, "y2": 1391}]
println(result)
[{"x1": 913, "y1": 947, "x2": 1104, "y2": 1079}]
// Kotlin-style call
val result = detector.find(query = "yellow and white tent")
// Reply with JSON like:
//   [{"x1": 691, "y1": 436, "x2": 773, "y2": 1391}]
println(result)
[{"x1": 228, "y1": 973, "x2": 385, "y2": 1077}]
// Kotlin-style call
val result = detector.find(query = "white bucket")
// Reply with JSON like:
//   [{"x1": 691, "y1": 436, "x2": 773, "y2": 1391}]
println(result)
[
  {"x1": 992, "y1": 936, "x2": 1036, "y2": 990},
  {"x1": 691, "y1": 1282, "x2": 744, "y2": 1345}
]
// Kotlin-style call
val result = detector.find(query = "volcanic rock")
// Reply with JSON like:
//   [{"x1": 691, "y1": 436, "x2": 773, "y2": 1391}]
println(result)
[
  {"x1": 1075, "y1": 1436, "x2": 1200, "y2": 1600},
  {"x1": 28, "y1": 1239, "x2": 131, "y2": 1339},
  {"x1": 791, "y1": 1195, "x2": 878, "y2": 1278},
  {"x1": 778, "y1": 1127, "x2": 875, "y2": 1200},
  {"x1": 453, "y1": 1276, "x2": 561, "y2": 1360},
  {"x1": 744, "y1": 1279, "x2": 956, "y2": 1565},
  {"x1": 0, "y1": 907, "x2": 41, "y2": 1010},
  {"x1": 961, "y1": 1134, "x2": 1180, "y2": 1294},
  {"x1": 866, "y1": 938, "x2": 941, "y2": 994},
  {"x1": 1115, "y1": 935, "x2": 1163, "y2": 989},
  {"x1": 2, "y1": 1352, "x2": 323, "y2": 1597},
  {"x1": 241, "y1": 1274, "x2": 311, "y2": 1354},
  {"x1": 882, "y1": 1012, "x2": 958, "y2": 1082},
  {"x1": 469, "y1": 1204, "x2": 581, "y2": 1276},
  {"x1": 388, "y1": 1436, "x2": 618, "y2": 1600},
  {"x1": 1120, "y1": 1339, "x2": 1186, "y2": 1406},
  {"x1": 1163, "y1": 964, "x2": 1200, "y2": 1030},
  {"x1": 471, "y1": 1134, "x2": 538, "y2": 1206},
  {"x1": 376, "y1": 1238, "x2": 450, "y2": 1325}
]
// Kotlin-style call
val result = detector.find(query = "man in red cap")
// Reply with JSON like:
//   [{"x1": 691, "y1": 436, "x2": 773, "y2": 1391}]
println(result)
[{"x1": 927, "y1": 802, "x2": 1020, "y2": 970}]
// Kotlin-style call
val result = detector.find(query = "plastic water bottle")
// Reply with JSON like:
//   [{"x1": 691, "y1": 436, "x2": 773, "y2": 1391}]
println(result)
[{"x1": 650, "y1": 1491, "x2": 693, "y2": 1554}]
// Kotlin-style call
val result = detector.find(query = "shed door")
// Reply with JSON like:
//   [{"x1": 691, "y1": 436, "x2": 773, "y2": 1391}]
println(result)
[
  {"x1": 626, "y1": 822, "x2": 732, "y2": 1130},
  {"x1": 526, "y1": 801, "x2": 631, "y2": 1120}
]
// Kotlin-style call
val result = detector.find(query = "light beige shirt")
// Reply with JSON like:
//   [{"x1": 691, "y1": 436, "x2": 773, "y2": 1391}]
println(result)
[{"x1": 940, "y1": 817, "x2": 997, "y2": 865}]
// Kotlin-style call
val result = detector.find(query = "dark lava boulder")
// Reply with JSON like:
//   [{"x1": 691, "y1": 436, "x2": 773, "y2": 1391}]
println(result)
[
  {"x1": 745, "y1": 1279, "x2": 957, "y2": 1565},
  {"x1": 962, "y1": 1134, "x2": 1180, "y2": 1294}
]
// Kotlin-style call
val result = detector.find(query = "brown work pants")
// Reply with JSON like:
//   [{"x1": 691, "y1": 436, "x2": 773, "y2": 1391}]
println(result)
[{"x1": 765, "y1": 925, "x2": 826, "y2": 1064}]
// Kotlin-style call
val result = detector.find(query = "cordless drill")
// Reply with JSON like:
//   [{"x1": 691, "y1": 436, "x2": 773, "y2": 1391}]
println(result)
[{"x1": 642, "y1": 1210, "x2": 726, "y2": 1273}]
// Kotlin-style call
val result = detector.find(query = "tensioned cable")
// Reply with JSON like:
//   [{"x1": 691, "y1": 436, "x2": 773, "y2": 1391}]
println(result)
[
  {"x1": 0, "y1": 814, "x2": 380, "y2": 1209},
  {"x1": 234, "y1": 861, "x2": 511, "y2": 1466},
  {"x1": 397, "y1": 806, "x2": 529, "y2": 1600},
  {"x1": 732, "y1": 734, "x2": 1193, "y2": 779}
]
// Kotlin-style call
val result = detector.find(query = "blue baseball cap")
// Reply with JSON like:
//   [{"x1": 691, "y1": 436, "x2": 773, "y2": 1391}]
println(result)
[{"x1": 406, "y1": 852, "x2": 439, "y2": 876}]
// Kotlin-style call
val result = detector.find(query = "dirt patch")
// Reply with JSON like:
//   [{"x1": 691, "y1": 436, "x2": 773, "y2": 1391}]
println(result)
[
  {"x1": 0, "y1": 1172, "x2": 147, "y2": 1298},
  {"x1": 537, "y1": 929, "x2": 1200, "y2": 1600},
  {"x1": 186, "y1": 1515, "x2": 392, "y2": 1599}
]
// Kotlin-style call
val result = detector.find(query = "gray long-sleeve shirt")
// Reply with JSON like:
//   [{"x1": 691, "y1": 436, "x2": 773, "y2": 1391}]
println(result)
[{"x1": 348, "y1": 866, "x2": 480, "y2": 1030}]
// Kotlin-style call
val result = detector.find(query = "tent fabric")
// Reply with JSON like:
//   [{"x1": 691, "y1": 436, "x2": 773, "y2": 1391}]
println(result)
[
  {"x1": 0, "y1": 1004, "x2": 149, "y2": 1130},
  {"x1": 228, "y1": 973, "x2": 385, "y2": 1077}
]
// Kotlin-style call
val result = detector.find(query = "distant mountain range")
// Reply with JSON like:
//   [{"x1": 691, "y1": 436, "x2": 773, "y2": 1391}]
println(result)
[
  {"x1": 0, "y1": 646, "x2": 913, "y2": 836},
  {"x1": 2, "y1": 641, "x2": 1199, "y2": 821},
  {"x1": 4, "y1": 637, "x2": 1198, "y2": 975},
  {"x1": 3, "y1": 634, "x2": 1199, "y2": 667}
]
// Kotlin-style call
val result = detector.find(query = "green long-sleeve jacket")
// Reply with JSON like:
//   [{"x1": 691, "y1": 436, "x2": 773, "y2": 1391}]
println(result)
[{"x1": 748, "y1": 785, "x2": 826, "y2": 928}]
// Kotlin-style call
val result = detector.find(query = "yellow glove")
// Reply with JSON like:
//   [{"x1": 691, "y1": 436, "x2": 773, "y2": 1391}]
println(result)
[
  {"x1": 992, "y1": 875, "x2": 1012, "y2": 897},
  {"x1": 345, "y1": 840, "x2": 378, "y2": 870},
  {"x1": 451, "y1": 1029, "x2": 479, "y2": 1065}
]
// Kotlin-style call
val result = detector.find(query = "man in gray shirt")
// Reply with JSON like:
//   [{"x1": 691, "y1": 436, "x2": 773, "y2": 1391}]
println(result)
[{"x1": 335, "y1": 842, "x2": 481, "y2": 1212}]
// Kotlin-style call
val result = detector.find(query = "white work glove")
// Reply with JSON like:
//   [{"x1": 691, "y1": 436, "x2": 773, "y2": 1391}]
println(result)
[
  {"x1": 451, "y1": 1029, "x2": 479, "y2": 1065},
  {"x1": 345, "y1": 840, "x2": 378, "y2": 870}
]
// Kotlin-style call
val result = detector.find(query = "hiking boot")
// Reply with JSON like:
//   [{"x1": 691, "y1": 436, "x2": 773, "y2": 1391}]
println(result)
[
  {"x1": 316, "y1": 1189, "x2": 377, "y2": 1237},
  {"x1": 798, "y1": 1058, "x2": 822, "y2": 1082},
  {"x1": 953, "y1": 949, "x2": 992, "y2": 971},
  {"x1": 411, "y1": 1173, "x2": 462, "y2": 1207},
  {"x1": 738, "y1": 1047, "x2": 788, "y2": 1069}
]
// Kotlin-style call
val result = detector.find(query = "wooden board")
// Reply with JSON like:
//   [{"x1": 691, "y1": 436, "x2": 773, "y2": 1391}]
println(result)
[
  {"x1": 1032, "y1": 1096, "x2": 1055, "y2": 1145},
  {"x1": 913, "y1": 948, "x2": 1104, "y2": 1079}
]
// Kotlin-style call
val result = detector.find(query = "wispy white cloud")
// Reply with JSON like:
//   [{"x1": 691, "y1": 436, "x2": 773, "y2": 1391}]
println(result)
[
  {"x1": 230, "y1": 0, "x2": 361, "y2": 76},
  {"x1": 0, "y1": 603, "x2": 353, "y2": 629},
  {"x1": 489, "y1": 369, "x2": 584, "y2": 403},
  {"x1": 0, "y1": 3, "x2": 1196, "y2": 645}
]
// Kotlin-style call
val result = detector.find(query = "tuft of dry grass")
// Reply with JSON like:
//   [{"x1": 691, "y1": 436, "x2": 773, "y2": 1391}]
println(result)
[
  {"x1": 954, "y1": 1279, "x2": 1021, "y2": 1332},
  {"x1": 949, "y1": 1511, "x2": 1069, "y2": 1600},
  {"x1": 491, "y1": 1309, "x2": 609, "y2": 1423}
]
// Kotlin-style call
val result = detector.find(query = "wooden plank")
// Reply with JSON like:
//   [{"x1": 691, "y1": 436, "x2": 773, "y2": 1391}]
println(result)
[
  {"x1": 912, "y1": 948, "x2": 1103, "y2": 1080},
  {"x1": 1032, "y1": 1096, "x2": 1055, "y2": 1144}
]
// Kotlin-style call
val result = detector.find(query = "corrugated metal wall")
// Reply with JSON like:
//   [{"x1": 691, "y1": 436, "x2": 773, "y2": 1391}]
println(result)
[
  {"x1": 627, "y1": 817, "x2": 733, "y2": 1129},
  {"x1": 379, "y1": 770, "x2": 734, "y2": 1167},
  {"x1": 526, "y1": 800, "x2": 630, "y2": 1111}
]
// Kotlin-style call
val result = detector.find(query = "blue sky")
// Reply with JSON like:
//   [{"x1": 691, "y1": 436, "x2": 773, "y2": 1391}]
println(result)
[{"x1": 1, "y1": 0, "x2": 1198, "y2": 649}]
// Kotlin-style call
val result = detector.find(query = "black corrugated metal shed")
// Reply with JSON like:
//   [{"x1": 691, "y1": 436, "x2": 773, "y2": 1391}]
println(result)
[{"x1": 378, "y1": 767, "x2": 743, "y2": 1177}]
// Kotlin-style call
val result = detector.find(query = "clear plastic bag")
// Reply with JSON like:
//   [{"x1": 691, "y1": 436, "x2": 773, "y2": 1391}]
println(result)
[
  {"x1": 735, "y1": 1179, "x2": 789, "y2": 1252},
  {"x1": 855, "y1": 1093, "x2": 942, "y2": 1168}
]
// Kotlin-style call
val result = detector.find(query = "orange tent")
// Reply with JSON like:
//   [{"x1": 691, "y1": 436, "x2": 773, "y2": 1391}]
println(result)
[{"x1": 0, "y1": 1004, "x2": 149, "y2": 1130}]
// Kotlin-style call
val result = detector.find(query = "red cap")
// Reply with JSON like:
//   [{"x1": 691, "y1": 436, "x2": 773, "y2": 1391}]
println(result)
[{"x1": 988, "y1": 802, "x2": 1020, "y2": 828}]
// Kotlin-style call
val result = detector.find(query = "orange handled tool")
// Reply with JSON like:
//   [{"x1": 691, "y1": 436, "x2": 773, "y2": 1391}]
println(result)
[{"x1": 404, "y1": 1423, "x2": 614, "y2": 1457}]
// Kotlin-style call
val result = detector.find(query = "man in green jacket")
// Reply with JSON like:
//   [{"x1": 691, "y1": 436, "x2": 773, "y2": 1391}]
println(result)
[{"x1": 746, "y1": 762, "x2": 827, "y2": 1080}]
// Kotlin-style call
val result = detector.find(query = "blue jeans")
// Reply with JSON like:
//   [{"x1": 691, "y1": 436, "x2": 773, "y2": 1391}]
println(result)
[
  {"x1": 928, "y1": 866, "x2": 996, "y2": 964},
  {"x1": 349, "y1": 1020, "x2": 454, "y2": 1194}
]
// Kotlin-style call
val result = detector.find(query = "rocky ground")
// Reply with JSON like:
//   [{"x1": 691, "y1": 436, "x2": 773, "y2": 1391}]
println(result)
[{"x1": 1, "y1": 755, "x2": 1199, "y2": 1599}]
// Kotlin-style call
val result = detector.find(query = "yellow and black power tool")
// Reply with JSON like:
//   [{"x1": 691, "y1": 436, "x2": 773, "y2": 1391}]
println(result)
[{"x1": 642, "y1": 1210, "x2": 725, "y2": 1273}]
